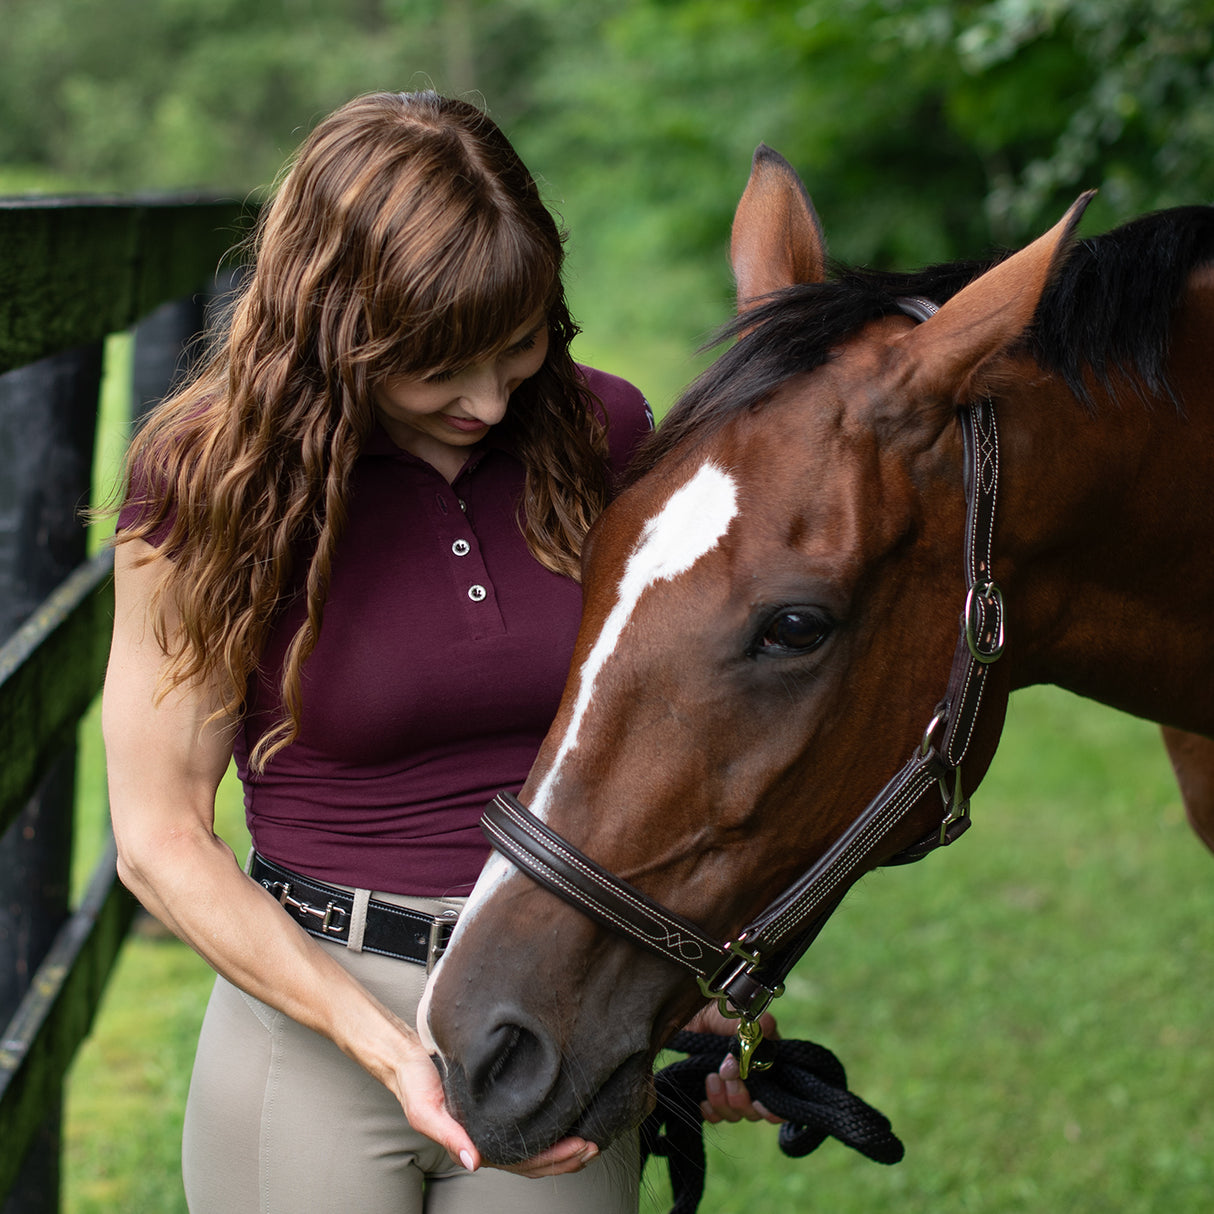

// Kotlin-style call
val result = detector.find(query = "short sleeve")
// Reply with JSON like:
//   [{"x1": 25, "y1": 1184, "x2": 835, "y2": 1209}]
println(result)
[
  {"x1": 577, "y1": 364, "x2": 654, "y2": 478},
  {"x1": 115, "y1": 454, "x2": 175, "y2": 548}
]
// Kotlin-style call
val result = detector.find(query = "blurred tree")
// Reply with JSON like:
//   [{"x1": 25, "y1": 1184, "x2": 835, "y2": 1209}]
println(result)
[
  {"x1": 0, "y1": 0, "x2": 550, "y2": 193},
  {"x1": 938, "y1": 0, "x2": 1214, "y2": 234},
  {"x1": 522, "y1": 0, "x2": 1214, "y2": 267},
  {"x1": 6, "y1": 0, "x2": 1211, "y2": 248}
]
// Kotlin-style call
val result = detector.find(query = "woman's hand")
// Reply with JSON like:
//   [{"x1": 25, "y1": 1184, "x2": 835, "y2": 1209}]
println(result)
[
  {"x1": 392, "y1": 1033, "x2": 599, "y2": 1177},
  {"x1": 683, "y1": 1004, "x2": 784, "y2": 1125},
  {"x1": 498, "y1": 1138, "x2": 601, "y2": 1178},
  {"x1": 388, "y1": 1031, "x2": 483, "y2": 1171}
]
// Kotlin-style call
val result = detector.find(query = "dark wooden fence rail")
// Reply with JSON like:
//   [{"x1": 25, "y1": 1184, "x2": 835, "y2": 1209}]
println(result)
[{"x1": 0, "y1": 197, "x2": 252, "y2": 1211}]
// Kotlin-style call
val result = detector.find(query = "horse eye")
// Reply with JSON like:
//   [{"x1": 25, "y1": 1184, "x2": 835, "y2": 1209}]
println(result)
[{"x1": 759, "y1": 608, "x2": 833, "y2": 655}]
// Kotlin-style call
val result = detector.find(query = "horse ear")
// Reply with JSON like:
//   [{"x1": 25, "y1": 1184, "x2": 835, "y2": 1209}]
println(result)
[
  {"x1": 901, "y1": 191, "x2": 1095, "y2": 404},
  {"x1": 731, "y1": 145, "x2": 827, "y2": 312}
]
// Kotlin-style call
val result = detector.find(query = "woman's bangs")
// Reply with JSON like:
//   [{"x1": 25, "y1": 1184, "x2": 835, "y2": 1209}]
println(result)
[{"x1": 377, "y1": 214, "x2": 557, "y2": 379}]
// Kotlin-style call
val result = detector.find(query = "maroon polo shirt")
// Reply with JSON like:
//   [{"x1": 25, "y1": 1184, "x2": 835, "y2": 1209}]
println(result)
[{"x1": 121, "y1": 367, "x2": 651, "y2": 895}]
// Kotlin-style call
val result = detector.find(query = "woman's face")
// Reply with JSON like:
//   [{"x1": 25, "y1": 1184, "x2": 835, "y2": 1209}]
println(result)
[{"x1": 373, "y1": 313, "x2": 549, "y2": 478}]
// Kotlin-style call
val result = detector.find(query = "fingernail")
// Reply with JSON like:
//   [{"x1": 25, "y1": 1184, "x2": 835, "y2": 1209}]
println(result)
[
  {"x1": 580, "y1": 1143, "x2": 599, "y2": 1161},
  {"x1": 459, "y1": 1150, "x2": 476, "y2": 1172}
]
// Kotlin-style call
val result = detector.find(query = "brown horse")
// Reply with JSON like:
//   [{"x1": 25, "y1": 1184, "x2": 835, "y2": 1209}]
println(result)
[{"x1": 421, "y1": 147, "x2": 1214, "y2": 1163}]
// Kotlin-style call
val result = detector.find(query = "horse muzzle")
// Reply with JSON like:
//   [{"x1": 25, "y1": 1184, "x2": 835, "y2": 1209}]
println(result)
[
  {"x1": 422, "y1": 879, "x2": 675, "y2": 1163},
  {"x1": 437, "y1": 1022, "x2": 651, "y2": 1163}
]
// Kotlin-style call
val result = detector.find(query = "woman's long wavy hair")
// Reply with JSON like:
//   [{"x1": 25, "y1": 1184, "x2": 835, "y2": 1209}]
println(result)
[{"x1": 118, "y1": 91, "x2": 610, "y2": 770}]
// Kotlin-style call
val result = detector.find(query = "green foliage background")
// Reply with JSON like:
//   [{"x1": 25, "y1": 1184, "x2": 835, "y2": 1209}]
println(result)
[
  {"x1": 6, "y1": 1, "x2": 1212, "y2": 1209},
  {"x1": 6, "y1": 0, "x2": 1214, "y2": 408}
]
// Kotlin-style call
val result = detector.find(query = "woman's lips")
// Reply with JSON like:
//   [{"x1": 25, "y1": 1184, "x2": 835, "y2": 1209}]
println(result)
[{"x1": 443, "y1": 415, "x2": 489, "y2": 434}]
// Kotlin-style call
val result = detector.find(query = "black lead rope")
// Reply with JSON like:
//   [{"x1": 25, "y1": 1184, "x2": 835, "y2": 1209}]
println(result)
[{"x1": 639, "y1": 1031, "x2": 904, "y2": 1214}]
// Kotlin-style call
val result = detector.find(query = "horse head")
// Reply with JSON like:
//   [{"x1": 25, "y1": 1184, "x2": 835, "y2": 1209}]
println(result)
[{"x1": 422, "y1": 147, "x2": 1092, "y2": 1162}]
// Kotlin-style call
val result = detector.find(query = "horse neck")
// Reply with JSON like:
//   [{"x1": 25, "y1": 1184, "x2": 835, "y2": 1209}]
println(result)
[{"x1": 998, "y1": 277, "x2": 1214, "y2": 733}]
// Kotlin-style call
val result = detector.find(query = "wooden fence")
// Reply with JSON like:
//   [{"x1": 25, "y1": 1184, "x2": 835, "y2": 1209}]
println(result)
[{"x1": 0, "y1": 197, "x2": 252, "y2": 1211}]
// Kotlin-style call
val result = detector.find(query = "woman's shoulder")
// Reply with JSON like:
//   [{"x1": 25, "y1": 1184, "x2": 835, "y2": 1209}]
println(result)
[
  {"x1": 576, "y1": 364, "x2": 654, "y2": 474},
  {"x1": 116, "y1": 449, "x2": 174, "y2": 546}
]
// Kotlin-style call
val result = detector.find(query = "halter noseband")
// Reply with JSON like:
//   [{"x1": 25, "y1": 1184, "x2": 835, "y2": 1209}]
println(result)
[{"x1": 481, "y1": 296, "x2": 1008, "y2": 1076}]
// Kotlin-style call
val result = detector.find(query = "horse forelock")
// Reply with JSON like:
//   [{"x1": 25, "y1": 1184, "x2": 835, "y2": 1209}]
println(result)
[{"x1": 629, "y1": 205, "x2": 1214, "y2": 482}]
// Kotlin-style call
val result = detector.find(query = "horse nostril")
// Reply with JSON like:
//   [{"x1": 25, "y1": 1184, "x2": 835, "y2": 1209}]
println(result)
[
  {"x1": 473, "y1": 1023, "x2": 519, "y2": 1095},
  {"x1": 466, "y1": 1017, "x2": 558, "y2": 1110}
]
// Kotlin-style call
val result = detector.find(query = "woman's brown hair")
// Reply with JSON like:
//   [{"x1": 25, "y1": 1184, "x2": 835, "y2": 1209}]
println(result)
[{"x1": 118, "y1": 91, "x2": 609, "y2": 768}]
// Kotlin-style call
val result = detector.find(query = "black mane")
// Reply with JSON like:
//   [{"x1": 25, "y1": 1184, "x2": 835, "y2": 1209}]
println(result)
[{"x1": 631, "y1": 205, "x2": 1214, "y2": 477}]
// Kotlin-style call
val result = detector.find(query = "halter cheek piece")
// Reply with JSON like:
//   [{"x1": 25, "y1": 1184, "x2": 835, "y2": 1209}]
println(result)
[{"x1": 481, "y1": 297, "x2": 1008, "y2": 1078}]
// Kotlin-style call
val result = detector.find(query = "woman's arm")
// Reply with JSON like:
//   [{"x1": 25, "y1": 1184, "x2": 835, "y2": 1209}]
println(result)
[{"x1": 102, "y1": 540, "x2": 592, "y2": 1175}]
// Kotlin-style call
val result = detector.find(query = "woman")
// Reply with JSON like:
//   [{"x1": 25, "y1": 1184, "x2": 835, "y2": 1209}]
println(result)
[{"x1": 103, "y1": 91, "x2": 773, "y2": 1214}]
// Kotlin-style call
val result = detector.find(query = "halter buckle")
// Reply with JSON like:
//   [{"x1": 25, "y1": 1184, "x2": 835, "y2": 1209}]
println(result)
[
  {"x1": 964, "y1": 580, "x2": 1005, "y2": 663},
  {"x1": 697, "y1": 938, "x2": 784, "y2": 1025}
]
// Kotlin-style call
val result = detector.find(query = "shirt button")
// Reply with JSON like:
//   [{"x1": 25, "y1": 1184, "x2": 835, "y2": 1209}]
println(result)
[
  {"x1": 458, "y1": 499, "x2": 467, "y2": 512},
  {"x1": 452, "y1": 539, "x2": 471, "y2": 557},
  {"x1": 468, "y1": 584, "x2": 487, "y2": 602}
]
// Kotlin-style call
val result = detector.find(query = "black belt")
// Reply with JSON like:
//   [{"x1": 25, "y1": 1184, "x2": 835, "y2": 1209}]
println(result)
[{"x1": 249, "y1": 852, "x2": 459, "y2": 970}]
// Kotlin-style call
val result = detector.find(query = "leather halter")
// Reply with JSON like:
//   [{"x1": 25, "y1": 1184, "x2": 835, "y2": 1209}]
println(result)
[{"x1": 481, "y1": 296, "x2": 1008, "y2": 1071}]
